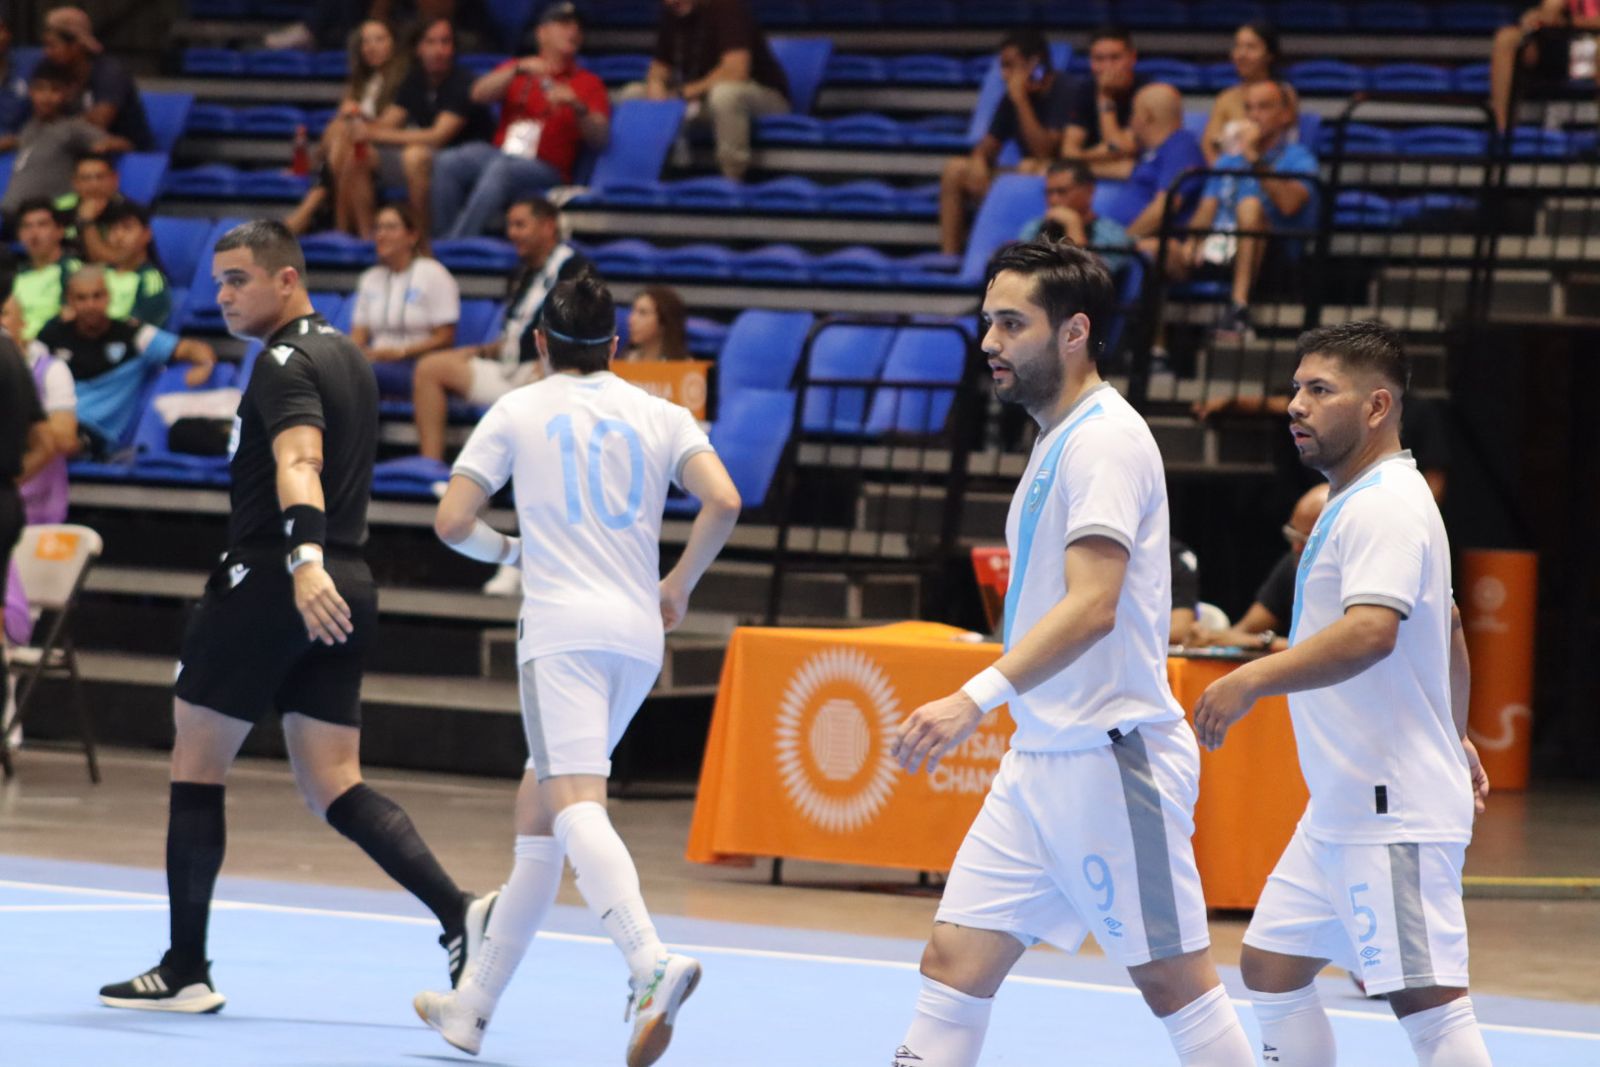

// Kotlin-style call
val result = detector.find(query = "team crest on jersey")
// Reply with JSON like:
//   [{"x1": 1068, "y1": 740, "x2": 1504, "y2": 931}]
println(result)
[
  {"x1": 1025, "y1": 469, "x2": 1051, "y2": 513},
  {"x1": 105, "y1": 341, "x2": 127, "y2": 365},
  {"x1": 270, "y1": 344, "x2": 296, "y2": 365}
]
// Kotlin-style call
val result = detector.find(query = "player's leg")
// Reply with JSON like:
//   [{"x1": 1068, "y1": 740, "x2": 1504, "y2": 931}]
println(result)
[
  {"x1": 1391, "y1": 987, "x2": 1493, "y2": 1067},
  {"x1": 1240, "y1": 945, "x2": 1338, "y2": 1067},
  {"x1": 896, "y1": 922, "x2": 1026, "y2": 1067}
]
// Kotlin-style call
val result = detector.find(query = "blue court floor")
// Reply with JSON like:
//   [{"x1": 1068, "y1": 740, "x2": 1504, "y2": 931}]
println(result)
[{"x1": 3, "y1": 855, "x2": 1597, "y2": 1066}]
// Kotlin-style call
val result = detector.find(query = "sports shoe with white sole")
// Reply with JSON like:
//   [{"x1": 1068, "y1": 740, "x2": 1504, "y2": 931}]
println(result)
[
  {"x1": 99, "y1": 951, "x2": 226, "y2": 1013},
  {"x1": 441, "y1": 890, "x2": 499, "y2": 988},
  {"x1": 625, "y1": 953, "x2": 701, "y2": 1067},
  {"x1": 414, "y1": 989, "x2": 489, "y2": 1056}
]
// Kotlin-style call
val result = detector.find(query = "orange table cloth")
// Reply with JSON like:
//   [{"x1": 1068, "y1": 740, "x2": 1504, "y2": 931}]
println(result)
[{"x1": 687, "y1": 624, "x2": 1308, "y2": 909}]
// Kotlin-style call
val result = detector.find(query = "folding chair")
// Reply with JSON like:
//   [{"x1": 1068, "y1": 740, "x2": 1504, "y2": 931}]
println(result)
[{"x1": 2, "y1": 524, "x2": 105, "y2": 783}]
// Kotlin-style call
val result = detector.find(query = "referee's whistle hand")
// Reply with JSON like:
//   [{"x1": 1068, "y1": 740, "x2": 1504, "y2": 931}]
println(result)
[
  {"x1": 293, "y1": 564, "x2": 354, "y2": 645},
  {"x1": 892, "y1": 693, "x2": 982, "y2": 776}
]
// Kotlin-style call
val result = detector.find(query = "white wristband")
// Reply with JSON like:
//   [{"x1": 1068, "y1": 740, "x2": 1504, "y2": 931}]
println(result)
[
  {"x1": 444, "y1": 518, "x2": 519, "y2": 565},
  {"x1": 960, "y1": 666, "x2": 1016, "y2": 713}
]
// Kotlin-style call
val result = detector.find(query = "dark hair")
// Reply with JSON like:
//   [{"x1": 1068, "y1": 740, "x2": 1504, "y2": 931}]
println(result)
[
  {"x1": 1237, "y1": 21, "x2": 1282, "y2": 70},
  {"x1": 15, "y1": 197, "x2": 60, "y2": 226},
  {"x1": 998, "y1": 28, "x2": 1050, "y2": 69},
  {"x1": 541, "y1": 272, "x2": 615, "y2": 374},
  {"x1": 509, "y1": 195, "x2": 559, "y2": 222},
  {"x1": 213, "y1": 219, "x2": 307, "y2": 278},
  {"x1": 100, "y1": 199, "x2": 151, "y2": 229},
  {"x1": 376, "y1": 201, "x2": 419, "y2": 232},
  {"x1": 635, "y1": 284, "x2": 689, "y2": 360},
  {"x1": 1294, "y1": 320, "x2": 1410, "y2": 397},
  {"x1": 410, "y1": 16, "x2": 453, "y2": 53},
  {"x1": 984, "y1": 240, "x2": 1116, "y2": 363},
  {"x1": 1045, "y1": 159, "x2": 1094, "y2": 186},
  {"x1": 29, "y1": 61, "x2": 73, "y2": 88},
  {"x1": 74, "y1": 150, "x2": 117, "y2": 172},
  {"x1": 1088, "y1": 25, "x2": 1135, "y2": 49}
]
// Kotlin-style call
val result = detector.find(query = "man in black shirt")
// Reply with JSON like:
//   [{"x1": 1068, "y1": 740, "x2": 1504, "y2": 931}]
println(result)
[
  {"x1": 939, "y1": 29, "x2": 1074, "y2": 255},
  {"x1": 99, "y1": 221, "x2": 489, "y2": 1014},
  {"x1": 629, "y1": 0, "x2": 791, "y2": 180},
  {"x1": 1193, "y1": 483, "x2": 1328, "y2": 651},
  {"x1": 1061, "y1": 26, "x2": 1146, "y2": 180}
]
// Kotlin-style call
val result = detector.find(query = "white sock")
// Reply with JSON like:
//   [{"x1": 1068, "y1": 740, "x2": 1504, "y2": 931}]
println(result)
[
  {"x1": 457, "y1": 835, "x2": 565, "y2": 1015},
  {"x1": 1400, "y1": 997, "x2": 1493, "y2": 1067},
  {"x1": 894, "y1": 975, "x2": 993, "y2": 1067},
  {"x1": 1251, "y1": 985, "x2": 1337, "y2": 1067},
  {"x1": 1162, "y1": 984, "x2": 1256, "y2": 1066},
  {"x1": 552, "y1": 801, "x2": 663, "y2": 981}
]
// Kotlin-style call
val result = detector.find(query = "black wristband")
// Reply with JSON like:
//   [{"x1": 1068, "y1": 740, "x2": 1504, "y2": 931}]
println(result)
[{"x1": 283, "y1": 504, "x2": 327, "y2": 549}]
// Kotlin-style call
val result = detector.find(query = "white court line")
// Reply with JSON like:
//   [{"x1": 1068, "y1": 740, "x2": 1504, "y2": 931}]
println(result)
[
  {"x1": 0, "y1": 904, "x2": 168, "y2": 912},
  {"x1": 4, "y1": 878, "x2": 1597, "y2": 1043}
]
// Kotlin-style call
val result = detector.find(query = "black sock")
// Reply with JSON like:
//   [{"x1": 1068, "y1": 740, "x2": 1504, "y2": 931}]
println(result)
[
  {"x1": 166, "y1": 782, "x2": 226, "y2": 972},
  {"x1": 324, "y1": 782, "x2": 466, "y2": 934}
]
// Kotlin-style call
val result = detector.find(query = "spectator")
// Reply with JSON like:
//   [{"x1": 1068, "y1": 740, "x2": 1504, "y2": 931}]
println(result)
[
  {"x1": 13, "y1": 199, "x2": 81, "y2": 340},
  {"x1": 1201, "y1": 22, "x2": 1281, "y2": 165},
  {"x1": 39, "y1": 6, "x2": 152, "y2": 151},
  {"x1": 1170, "y1": 539, "x2": 1202, "y2": 646},
  {"x1": 1190, "y1": 484, "x2": 1328, "y2": 652},
  {"x1": 1122, "y1": 83, "x2": 1207, "y2": 243},
  {"x1": 5, "y1": 290, "x2": 77, "y2": 526},
  {"x1": 352, "y1": 203, "x2": 460, "y2": 396},
  {"x1": 621, "y1": 285, "x2": 690, "y2": 361},
  {"x1": 1171, "y1": 79, "x2": 1316, "y2": 339},
  {"x1": 938, "y1": 30, "x2": 1073, "y2": 256},
  {"x1": 284, "y1": 19, "x2": 409, "y2": 238},
  {"x1": 0, "y1": 16, "x2": 33, "y2": 149},
  {"x1": 410, "y1": 197, "x2": 589, "y2": 462},
  {"x1": 322, "y1": 18, "x2": 496, "y2": 240},
  {"x1": 101, "y1": 201, "x2": 173, "y2": 328},
  {"x1": 37, "y1": 266, "x2": 215, "y2": 454},
  {"x1": 627, "y1": 0, "x2": 791, "y2": 181},
  {"x1": 58, "y1": 151, "x2": 126, "y2": 263},
  {"x1": 1, "y1": 65, "x2": 129, "y2": 220},
  {"x1": 430, "y1": 3, "x2": 609, "y2": 239},
  {"x1": 1491, "y1": 1, "x2": 1600, "y2": 129},
  {"x1": 1018, "y1": 160, "x2": 1132, "y2": 271},
  {"x1": 267, "y1": 0, "x2": 492, "y2": 53},
  {"x1": 1060, "y1": 26, "x2": 1145, "y2": 179}
]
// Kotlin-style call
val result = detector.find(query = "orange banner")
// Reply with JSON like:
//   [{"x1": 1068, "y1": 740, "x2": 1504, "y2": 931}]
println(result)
[
  {"x1": 1462, "y1": 549, "x2": 1538, "y2": 791},
  {"x1": 688, "y1": 625, "x2": 1306, "y2": 908},
  {"x1": 612, "y1": 359, "x2": 712, "y2": 420}
]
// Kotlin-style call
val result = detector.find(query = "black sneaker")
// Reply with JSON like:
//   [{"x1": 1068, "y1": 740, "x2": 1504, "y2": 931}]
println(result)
[
  {"x1": 441, "y1": 890, "x2": 498, "y2": 988},
  {"x1": 99, "y1": 951, "x2": 226, "y2": 1013},
  {"x1": 1213, "y1": 302, "x2": 1256, "y2": 343}
]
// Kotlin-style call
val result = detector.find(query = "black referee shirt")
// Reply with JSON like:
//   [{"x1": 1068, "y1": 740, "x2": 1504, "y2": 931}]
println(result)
[
  {"x1": 227, "y1": 313, "x2": 377, "y2": 552},
  {"x1": 0, "y1": 333, "x2": 45, "y2": 481}
]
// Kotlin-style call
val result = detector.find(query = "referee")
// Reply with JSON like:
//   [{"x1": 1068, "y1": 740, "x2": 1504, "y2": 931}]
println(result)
[{"x1": 100, "y1": 222, "x2": 490, "y2": 1013}]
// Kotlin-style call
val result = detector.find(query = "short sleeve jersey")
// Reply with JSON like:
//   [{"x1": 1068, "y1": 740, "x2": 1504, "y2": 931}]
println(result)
[
  {"x1": 1254, "y1": 549, "x2": 1297, "y2": 627},
  {"x1": 1287, "y1": 452, "x2": 1471, "y2": 844},
  {"x1": 392, "y1": 64, "x2": 496, "y2": 146},
  {"x1": 106, "y1": 263, "x2": 173, "y2": 327},
  {"x1": 490, "y1": 61, "x2": 611, "y2": 182},
  {"x1": 988, "y1": 75, "x2": 1076, "y2": 155},
  {"x1": 83, "y1": 54, "x2": 153, "y2": 150},
  {"x1": 1002, "y1": 383, "x2": 1185, "y2": 750},
  {"x1": 1064, "y1": 74, "x2": 1147, "y2": 148},
  {"x1": 452, "y1": 372, "x2": 714, "y2": 667},
  {"x1": 227, "y1": 314, "x2": 378, "y2": 552},
  {"x1": 1204, "y1": 142, "x2": 1319, "y2": 231},
  {"x1": 654, "y1": 0, "x2": 790, "y2": 99},
  {"x1": 1126, "y1": 128, "x2": 1208, "y2": 223},
  {"x1": 38, "y1": 317, "x2": 176, "y2": 445},
  {"x1": 352, "y1": 257, "x2": 461, "y2": 351}
]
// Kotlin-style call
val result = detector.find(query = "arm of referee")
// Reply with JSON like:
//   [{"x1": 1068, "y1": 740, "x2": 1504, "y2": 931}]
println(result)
[{"x1": 274, "y1": 425, "x2": 354, "y2": 646}]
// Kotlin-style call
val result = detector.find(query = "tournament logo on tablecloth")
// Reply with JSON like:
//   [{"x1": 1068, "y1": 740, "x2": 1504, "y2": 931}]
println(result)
[{"x1": 775, "y1": 646, "x2": 901, "y2": 833}]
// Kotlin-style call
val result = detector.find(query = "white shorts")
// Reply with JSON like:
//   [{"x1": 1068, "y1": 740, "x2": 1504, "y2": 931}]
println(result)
[
  {"x1": 518, "y1": 651, "x2": 660, "y2": 779},
  {"x1": 1244, "y1": 824, "x2": 1470, "y2": 995},
  {"x1": 936, "y1": 717, "x2": 1211, "y2": 967},
  {"x1": 467, "y1": 358, "x2": 540, "y2": 407}
]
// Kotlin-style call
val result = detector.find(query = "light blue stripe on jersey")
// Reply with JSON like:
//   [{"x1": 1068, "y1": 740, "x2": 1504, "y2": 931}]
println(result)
[
  {"x1": 1287, "y1": 468, "x2": 1384, "y2": 643},
  {"x1": 1002, "y1": 401, "x2": 1104, "y2": 649}
]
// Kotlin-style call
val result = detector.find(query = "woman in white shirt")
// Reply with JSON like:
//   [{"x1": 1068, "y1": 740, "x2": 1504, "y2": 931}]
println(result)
[{"x1": 352, "y1": 203, "x2": 460, "y2": 396}]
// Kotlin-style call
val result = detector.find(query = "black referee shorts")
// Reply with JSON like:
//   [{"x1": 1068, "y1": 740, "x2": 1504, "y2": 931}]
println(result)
[{"x1": 175, "y1": 548, "x2": 378, "y2": 727}]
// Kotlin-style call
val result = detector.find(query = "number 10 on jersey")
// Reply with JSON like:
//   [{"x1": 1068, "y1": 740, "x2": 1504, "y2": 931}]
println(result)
[{"x1": 547, "y1": 415, "x2": 645, "y2": 530}]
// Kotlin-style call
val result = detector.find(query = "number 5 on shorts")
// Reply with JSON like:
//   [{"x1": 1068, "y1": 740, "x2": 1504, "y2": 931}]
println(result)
[{"x1": 1348, "y1": 882, "x2": 1378, "y2": 943}]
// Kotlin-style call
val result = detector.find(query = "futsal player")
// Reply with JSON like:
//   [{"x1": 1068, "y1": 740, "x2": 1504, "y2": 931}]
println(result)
[
  {"x1": 1194, "y1": 321, "x2": 1494, "y2": 1067},
  {"x1": 418, "y1": 272, "x2": 741, "y2": 1064},
  {"x1": 890, "y1": 240, "x2": 1254, "y2": 1067},
  {"x1": 100, "y1": 221, "x2": 489, "y2": 1012}
]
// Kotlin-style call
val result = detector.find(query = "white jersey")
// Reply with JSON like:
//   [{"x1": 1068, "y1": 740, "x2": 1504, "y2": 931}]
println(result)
[
  {"x1": 1287, "y1": 450, "x2": 1472, "y2": 844},
  {"x1": 452, "y1": 371, "x2": 713, "y2": 667},
  {"x1": 351, "y1": 256, "x2": 460, "y2": 352},
  {"x1": 1003, "y1": 382, "x2": 1184, "y2": 751}
]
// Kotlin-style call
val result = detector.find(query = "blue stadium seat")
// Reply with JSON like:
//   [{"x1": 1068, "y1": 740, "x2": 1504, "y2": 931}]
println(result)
[
  {"x1": 1355, "y1": 2, "x2": 1431, "y2": 31},
  {"x1": 683, "y1": 388, "x2": 797, "y2": 512},
  {"x1": 1203, "y1": 61, "x2": 1240, "y2": 91},
  {"x1": 1454, "y1": 62, "x2": 1493, "y2": 94},
  {"x1": 185, "y1": 102, "x2": 236, "y2": 135},
  {"x1": 163, "y1": 164, "x2": 240, "y2": 198},
  {"x1": 236, "y1": 105, "x2": 306, "y2": 137},
  {"x1": 182, "y1": 48, "x2": 244, "y2": 76},
  {"x1": 299, "y1": 231, "x2": 374, "y2": 266},
  {"x1": 305, "y1": 107, "x2": 340, "y2": 137},
  {"x1": 1320, "y1": 122, "x2": 1399, "y2": 155},
  {"x1": 432, "y1": 238, "x2": 519, "y2": 273},
  {"x1": 897, "y1": 182, "x2": 940, "y2": 215},
  {"x1": 824, "y1": 113, "x2": 906, "y2": 147},
  {"x1": 816, "y1": 0, "x2": 883, "y2": 23},
  {"x1": 1511, "y1": 126, "x2": 1569, "y2": 158},
  {"x1": 485, "y1": 0, "x2": 538, "y2": 40},
  {"x1": 1393, "y1": 194, "x2": 1478, "y2": 224},
  {"x1": 718, "y1": 309, "x2": 814, "y2": 392},
  {"x1": 890, "y1": 54, "x2": 968, "y2": 87},
  {"x1": 244, "y1": 50, "x2": 314, "y2": 78},
  {"x1": 735, "y1": 244, "x2": 813, "y2": 284},
  {"x1": 313, "y1": 51, "x2": 349, "y2": 79},
  {"x1": 1371, "y1": 63, "x2": 1452, "y2": 92},
  {"x1": 582, "y1": 180, "x2": 666, "y2": 208},
  {"x1": 151, "y1": 216, "x2": 215, "y2": 327},
  {"x1": 371, "y1": 455, "x2": 453, "y2": 500},
  {"x1": 237, "y1": 171, "x2": 313, "y2": 199},
  {"x1": 1298, "y1": 113, "x2": 1324, "y2": 151},
  {"x1": 1438, "y1": 3, "x2": 1515, "y2": 32},
  {"x1": 769, "y1": 36, "x2": 833, "y2": 113},
  {"x1": 588, "y1": 99, "x2": 687, "y2": 191},
  {"x1": 863, "y1": 326, "x2": 967, "y2": 436},
  {"x1": 1192, "y1": 1, "x2": 1267, "y2": 30},
  {"x1": 126, "y1": 363, "x2": 237, "y2": 486},
  {"x1": 587, "y1": 239, "x2": 661, "y2": 278},
  {"x1": 747, "y1": 176, "x2": 822, "y2": 212},
  {"x1": 1395, "y1": 126, "x2": 1489, "y2": 157},
  {"x1": 1037, "y1": 0, "x2": 1109, "y2": 27},
  {"x1": 309, "y1": 291, "x2": 348, "y2": 326},
  {"x1": 588, "y1": 54, "x2": 652, "y2": 83},
  {"x1": 118, "y1": 154, "x2": 169, "y2": 205},
  {"x1": 958, "y1": 173, "x2": 1045, "y2": 284},
  {"x1": 960, "y1": 0, "x2": 1032, "y2": 24},
  {"x1": 827, "y1": 54, "x2": 890, "y2": 84},
  {"x1": 811, "y1": 246, "x2": 896, "y2": 286},
  {"x1": 459, "y1": 52, "x2": 508, "y2": 77},
  {"x1": 664, "y1": 175, "x2": 746, "y2": 210},
  {"x1": 882, "y1": 0, "x2": 957, "y2": 25},
  {"x1": 801, "y1": 323, "x2": 896, "y2": 433},
  {"x1": 1093, "y1": 178, "x2": 1147, "y2": 228},
  {"x1": 905, "y1": 115, "x2": 970, "y2": 150},
  {"x1": 754, "y1": 0, "x2": 812, "y2": 25},
  {"x1": 1136, "y1": 58, "x2": 1202, "y2": 91},
  {"x1": 755, "y1": 114, "x2": 826, "y2": 144},
  {"x1": 1334, "y1": 190, "x2": 1398, "y2": 229},
  {"x1": 142, "y1": 92, "x2": 193, "y2": 154},
  {"x1": 1288, "y1": 60, "x2": 1369, "y2": 94},
  {"x1": 819, "y1": 180, "x2": 901, "y2": 215},
  {"x1": 1120, "y1": 1, "x2": 1190, "y2": 28},
  {"x1": 1098, "y1": 253, "x2": 1147, "y2": 361},
  {"x1": 894, "y1": 251, "x2": 961, "y2": 287},
  {"x1": 457, "y1": 299, "x2": 503, "y2": 345},
  {"x1": 1277, "y1": 3, "x2": 1351, "y2": 30},
  {"x1": 685, "y1": 316, "x2": 729, "y2": 356},
  {"x1": 656, "y1": 243, "x2": 739, "y2": 281}
]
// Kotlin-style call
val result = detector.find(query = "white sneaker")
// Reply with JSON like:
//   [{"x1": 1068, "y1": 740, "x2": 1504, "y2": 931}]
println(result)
[
  {"x1": 481, "y1": 565, "x2": 520, "y2": 597},
  {"x1": 625, "y1": 953, "x2": 701, "y2": 1067},
  {"x1": 262, "y1": 22, "x2": 314, "y2": 50},
  {"x1": 414, "y1": 989, "x2": 488, "y2": 1056}
]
